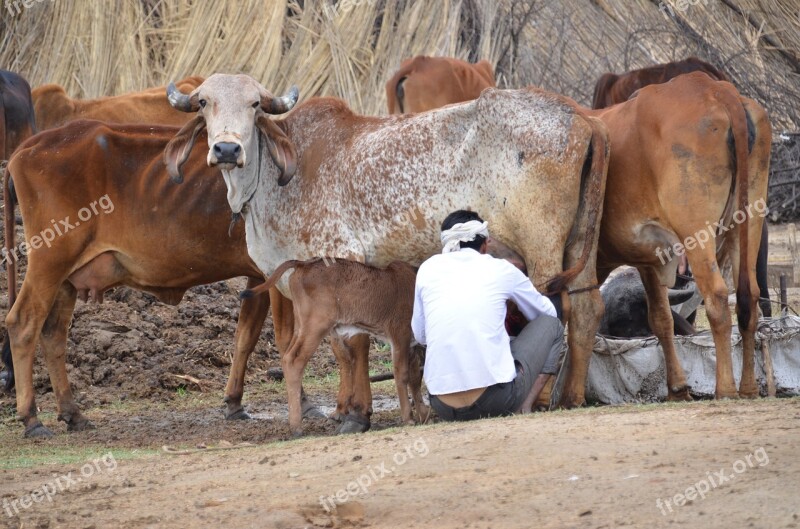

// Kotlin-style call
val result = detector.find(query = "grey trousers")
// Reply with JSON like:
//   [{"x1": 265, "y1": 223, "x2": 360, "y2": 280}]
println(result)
[{"x1": 430, "y1": 315, "x2": 565, "y2": 421}]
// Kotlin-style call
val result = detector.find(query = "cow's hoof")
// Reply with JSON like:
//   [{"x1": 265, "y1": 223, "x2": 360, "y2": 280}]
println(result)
[
  {"x1": 225, "y1": 408, "x2": 251, "y2": 420},
  {"x1": 738, "y1": 385, "x2": 759, "y2": 399},
  {"x1": 24, "y1": 423, "x2": 54, "y2": 438},
  {"x1": 301, "y1": 401, "x2": 326, "y2": 419},
  {"x1": 336, "y1": 414, "x2": 371, "y2": 435},
  {"x1": 667, "y1": 387, "x2": 693, "y2": 402},
  {"x1": 715, "y1": 389, "x2": 739, "y2": 400},
  {"x1": 66, "y1": 418, "x2": 96, "y2": 432},
  {"x1": 556, "y1": 396, "x2": 585, "y2": 410},
  {"x1": 328, "y1": 410, "x2": 344, "y2": 423},
  {"x1": 290, "y1": 429, "x2": 304, "y2": 439}
]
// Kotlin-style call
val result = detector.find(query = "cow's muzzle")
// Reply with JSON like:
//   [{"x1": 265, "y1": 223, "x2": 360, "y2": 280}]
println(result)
[{"x1": 211, "y1": 142, "x2": 244, "y2": 167}]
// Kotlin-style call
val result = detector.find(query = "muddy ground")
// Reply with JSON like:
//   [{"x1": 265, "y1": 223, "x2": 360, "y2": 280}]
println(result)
[{"x1": 0, "y1": 216, "x2": 798, "y2": 528}]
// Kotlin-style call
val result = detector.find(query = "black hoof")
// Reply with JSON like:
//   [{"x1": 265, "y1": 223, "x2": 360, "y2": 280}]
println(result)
[
  {"x1": 24, "y1": 423, "x2": 54, "y2": 438},
  {"x1": 225, "y1": 408, "x2": 252, "y2": 420},
  {"x1": 335, "y1": 413, "x2": 371, "y2": 435},
  {"x1": 67, "y1": 418, "x2": 96, "y2": 432}
]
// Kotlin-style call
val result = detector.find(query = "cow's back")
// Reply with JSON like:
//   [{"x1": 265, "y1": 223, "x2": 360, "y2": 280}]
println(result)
[
  {"x1": 32, "y1": 76, "x2": 204, "y2": 130},
  {"x1": 0, "y1": 70, "x2": 36, "y2": 159},
  {"x1": 387, "y1": 56, "x2": 496, "y2": 114}
]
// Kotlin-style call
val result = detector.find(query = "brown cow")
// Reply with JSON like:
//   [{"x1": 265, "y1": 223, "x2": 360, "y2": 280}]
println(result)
[
  {"x1": 592, "y1": 57, "x2": 773, "y2": 319},
  {"x1": 385, "y1": 56, "x2": 495, "y2": 114},
  {"x1": 591, "y1": 56, "x2": 727, "y2": 109},
  {"x1": 165, "y1": 74, "x2": 609, "y2": 430},
  {"x1": 31, "y1": 76, "x2": 204, "y2": 130},
  {"x1": 243, "y1": 258, "x2": 428, "y2": 435},
  {"x1": 0, "y1": 70, "x2": 36, "y2": 161},
  {"x1": 562, "y1": 72, "x2": 770, "y2": 406}
]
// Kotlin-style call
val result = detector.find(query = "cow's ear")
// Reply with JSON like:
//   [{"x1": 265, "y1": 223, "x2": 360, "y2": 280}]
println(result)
[
  {"x1": 164, "y1": 115, "x2": 206, "y2": 184},
  {"x1": 256, "y1": 114, "x2": 297, "y2": 186}
]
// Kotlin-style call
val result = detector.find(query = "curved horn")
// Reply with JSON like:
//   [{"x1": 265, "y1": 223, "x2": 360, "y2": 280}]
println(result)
[
  {"x1": 261, "y1": 85, "x2": 299, "y2": 115},
  {"x1": 167, "y1": 82, "x2": 198, "y2": 113}
]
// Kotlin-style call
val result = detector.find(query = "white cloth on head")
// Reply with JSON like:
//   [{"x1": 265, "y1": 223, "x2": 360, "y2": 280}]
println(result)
[{"x1": 440, "y1": 220, "x2": 489, "y2": 253}]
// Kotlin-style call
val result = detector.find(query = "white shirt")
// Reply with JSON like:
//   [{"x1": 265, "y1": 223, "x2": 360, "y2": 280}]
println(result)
[{"x1": 411, "y1": 248, "x2": 556, "y2": 394}]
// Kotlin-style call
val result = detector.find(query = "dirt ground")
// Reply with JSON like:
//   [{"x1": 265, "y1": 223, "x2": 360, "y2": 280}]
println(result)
[
  {"x1": 0, "y1": 398, "x2": 797, "y2": 529},
  {"x1": 0, "y1": 216, "x2": 798, "y2": 528}
]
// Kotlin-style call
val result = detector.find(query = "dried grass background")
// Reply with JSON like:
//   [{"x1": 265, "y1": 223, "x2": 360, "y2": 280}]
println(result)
[{"x1": 1, "y1": 0, "x2": 798, "y2": 128}]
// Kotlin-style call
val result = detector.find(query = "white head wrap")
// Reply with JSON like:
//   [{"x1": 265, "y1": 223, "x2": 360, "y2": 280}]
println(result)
[{"x1": 440, "y1": 220, "x2": 489, "y2": 254}]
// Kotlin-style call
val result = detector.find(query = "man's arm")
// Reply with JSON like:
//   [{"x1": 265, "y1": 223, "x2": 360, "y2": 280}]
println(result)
[
  {"x1": 411, "y1": 283, "x2": 427, "y2": 345},
  {"x1": 506, "y1": 265, "x2": 556, "y2": 320}
]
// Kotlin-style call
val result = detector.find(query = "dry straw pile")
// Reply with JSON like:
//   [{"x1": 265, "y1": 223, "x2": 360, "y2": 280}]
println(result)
[{"x1": 1, "y1": 0, "x2": 798, "y2": 127}]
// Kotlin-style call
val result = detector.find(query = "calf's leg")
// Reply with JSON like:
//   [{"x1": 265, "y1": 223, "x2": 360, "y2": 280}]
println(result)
[
  {"x1": 281, "y1": 325, "x2": 328, "y2": 437},
  {"x1": 389, "y1": 334, "x2": 414, "y2": 425}
]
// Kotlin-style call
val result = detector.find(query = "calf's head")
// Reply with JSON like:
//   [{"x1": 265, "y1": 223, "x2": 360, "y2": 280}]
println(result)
[{"x1": 164, "y1": 74, "x2": 298, "y2": 210}]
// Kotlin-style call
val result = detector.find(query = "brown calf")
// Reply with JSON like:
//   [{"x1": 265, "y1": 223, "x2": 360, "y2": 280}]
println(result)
[{"x1": 243, "y1": 259, "x2": 427, "y2": 436}]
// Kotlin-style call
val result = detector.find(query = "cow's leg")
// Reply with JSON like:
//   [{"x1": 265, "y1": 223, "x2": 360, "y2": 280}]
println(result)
[
  {"x1": 336, "y1": 333, "x2": 372, "y2": 434},
  {"x1": 756, "y1": 223, "x2": 771, "y2": 317},
  {"x1": 559, "y1": 286, "x2": 603, "y2": 408},
  {"x1": 7, "y1": 280, "x2": 62, "y2": 437},
  {"x1": 639, "y1": 267, "x2": 691, "y2": 401},
  {"x1": 690, "y1": 256, "x2": 738, "y2": 399},
  {"x1": 732, "y1": 219, "x2": 764, "y2": 399},
  {"x1": 224, "y1": 277, "x2": 271, "y2": 420},
  {"x1": 39, "y1": 283, "x2": 92, "y2": 431}
]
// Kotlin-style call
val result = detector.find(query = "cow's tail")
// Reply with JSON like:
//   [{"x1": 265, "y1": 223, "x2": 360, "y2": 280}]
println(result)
[
  {"x1": 385, "y1": 62, "x2": 414, "y2": 114},
  {"x1": 240, "y1": 260, "x2": 301, "y2": 299},
  {"x1": 2, "y1": 161, "x2": 16, "y2": 391},
  {"x1": 716, "y1": 84, "x2": 753, "y2": 331},
  {"x1": 591, "y1": 73, "x2": 618, "y2": 109},
  {"x1": 543, "y1": 115, "x2": 609, "y2": 296}
]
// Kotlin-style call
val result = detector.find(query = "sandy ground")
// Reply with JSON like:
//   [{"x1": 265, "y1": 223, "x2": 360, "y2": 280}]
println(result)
[{"x1": 0, "y1": 398, "x2": 798, "y2": 529}]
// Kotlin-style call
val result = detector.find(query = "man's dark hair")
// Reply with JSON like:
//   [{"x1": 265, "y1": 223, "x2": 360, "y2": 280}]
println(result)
[{"x1": 441, "y1": 209, "x2": 486, "y2": 251}]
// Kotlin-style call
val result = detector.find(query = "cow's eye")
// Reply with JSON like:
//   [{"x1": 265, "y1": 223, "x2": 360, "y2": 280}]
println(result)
[
  {"x1": 252, "y1": 101, "x2": 259, "y2": 108},
  {"x1": 199, "y1": 99, "x2": 207, "y2": 108}
]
